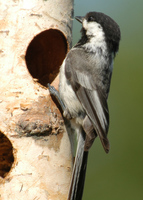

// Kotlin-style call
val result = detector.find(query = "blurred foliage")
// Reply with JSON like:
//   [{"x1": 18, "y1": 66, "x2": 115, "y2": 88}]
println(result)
[{"x1": 72, "y1": 0, "x2": 143, "y2": 199}]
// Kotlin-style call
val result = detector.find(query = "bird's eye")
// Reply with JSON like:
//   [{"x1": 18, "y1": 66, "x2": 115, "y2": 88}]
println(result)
[{"x1": 88, "y1": 16, "x2": 94, "y2": 22}]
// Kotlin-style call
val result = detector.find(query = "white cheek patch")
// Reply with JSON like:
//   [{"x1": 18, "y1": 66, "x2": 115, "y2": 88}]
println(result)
[
  {"x1": 83, "y1": 19, "x2": 105, "y2": 42},
  {"x1": 82, "y1": 19, "x2": 107, "y2": 53}
]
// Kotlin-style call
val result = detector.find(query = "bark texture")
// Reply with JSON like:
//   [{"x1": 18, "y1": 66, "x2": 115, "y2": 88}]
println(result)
[{"x1": 0, "y1": 0, "x2": 74, "y2": 199}]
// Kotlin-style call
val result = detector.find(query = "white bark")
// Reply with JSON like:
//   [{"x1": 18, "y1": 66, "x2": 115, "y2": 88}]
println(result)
[{"x1": 0, "y1": 0, "x2": 74, "y2": 199}]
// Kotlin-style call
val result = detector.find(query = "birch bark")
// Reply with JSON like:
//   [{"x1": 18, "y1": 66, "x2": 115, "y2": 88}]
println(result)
[{"x1": 0, "y1": 1, "x2": 74, "y2": 199}]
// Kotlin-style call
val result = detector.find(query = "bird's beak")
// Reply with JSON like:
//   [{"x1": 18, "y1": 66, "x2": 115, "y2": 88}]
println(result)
[{"x1": 75, "y1": 16, "x2": 84, "y2": 23}]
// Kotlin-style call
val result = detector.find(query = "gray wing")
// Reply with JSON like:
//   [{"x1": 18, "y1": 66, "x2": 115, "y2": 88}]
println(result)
[{"x1": 65, "y1": 49, "x2": 111, "y2": 153}]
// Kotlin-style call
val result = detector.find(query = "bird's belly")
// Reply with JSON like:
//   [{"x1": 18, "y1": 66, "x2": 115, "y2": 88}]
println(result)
[{"x1": 59, "y1": 61, "x2": 85, "y2": 123}]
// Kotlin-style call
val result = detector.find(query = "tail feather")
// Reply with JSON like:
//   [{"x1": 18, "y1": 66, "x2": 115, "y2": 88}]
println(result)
[{"x1": 68, "y1": 130, "x2": 88, "y2": 200}]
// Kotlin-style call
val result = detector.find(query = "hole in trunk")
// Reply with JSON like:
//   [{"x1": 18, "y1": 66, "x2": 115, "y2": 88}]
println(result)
[
  {"x1": 25, "y1": 29, "x2": 68, "y2": 86},
  {"x1": 0, "y1": 131, "x2": 14, "y2": 178}
]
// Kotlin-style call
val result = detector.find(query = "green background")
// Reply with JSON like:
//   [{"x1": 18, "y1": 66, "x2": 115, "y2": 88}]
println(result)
[{"x1": 72, "y1": 0, "x2": 143, "y2": 199}]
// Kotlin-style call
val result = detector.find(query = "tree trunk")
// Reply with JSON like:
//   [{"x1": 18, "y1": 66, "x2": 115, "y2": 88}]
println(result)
[{"x1": 0, "y1": 1, "x2": 74, "y2": 199}]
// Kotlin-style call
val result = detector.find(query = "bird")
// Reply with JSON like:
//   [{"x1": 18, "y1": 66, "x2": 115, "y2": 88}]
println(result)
[{"x1": 48, "y1": 11, "x2": 121, "y2": 200}]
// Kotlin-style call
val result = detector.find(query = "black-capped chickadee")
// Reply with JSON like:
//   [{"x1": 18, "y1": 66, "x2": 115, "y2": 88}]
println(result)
[{"x1": 48, "y1": 11, "x2": 121, "y2": 200}]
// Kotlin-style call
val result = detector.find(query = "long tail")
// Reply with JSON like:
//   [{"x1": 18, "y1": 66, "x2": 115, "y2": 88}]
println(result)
[{"x1": 68, "y1": 130, "x2": 88, "y2": 200}]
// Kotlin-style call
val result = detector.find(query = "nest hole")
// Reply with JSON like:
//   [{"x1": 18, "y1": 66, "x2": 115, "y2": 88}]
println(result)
[
  {"x1": 25, "y1": 29, "x2": 68, "y2": 86},
  {"x1": 0, "y1": 131, "x2": 14, "y2": 178}
]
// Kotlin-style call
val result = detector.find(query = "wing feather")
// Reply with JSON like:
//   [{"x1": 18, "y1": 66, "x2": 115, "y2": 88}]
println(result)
[
  {"x1": 77, "y1": 86, "x2": 109, "y2": 152},
  {"x1": 65, "y1": 49, "x2": 111, "y2": 153}
]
